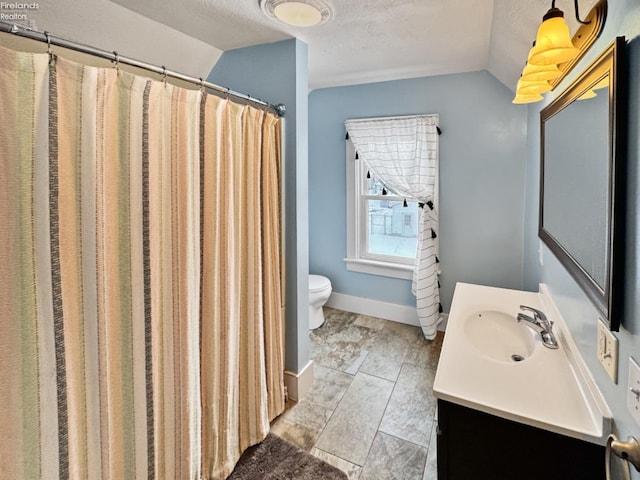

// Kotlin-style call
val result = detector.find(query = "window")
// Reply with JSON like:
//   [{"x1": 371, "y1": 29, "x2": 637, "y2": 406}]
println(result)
[
  {"x1": 345, "y1": 139, "x2": 418, "y2": 280},
  {"x1": 344, "y1": 113, "x2": 441, "y2": 337}
]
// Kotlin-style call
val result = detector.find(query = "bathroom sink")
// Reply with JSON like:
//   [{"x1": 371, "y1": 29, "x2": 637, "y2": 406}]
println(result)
[
  {"x1": 433, "y1": 283, "x2": 613, "y2": 446},
  {"x1": 463, "y1": 310, "x2": 538, "y2": 363}
]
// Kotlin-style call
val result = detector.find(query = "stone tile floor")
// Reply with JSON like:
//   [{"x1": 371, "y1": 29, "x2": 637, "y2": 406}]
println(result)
[{"x1": 271, "y1": 307, "x2": 444, "y2": 479}]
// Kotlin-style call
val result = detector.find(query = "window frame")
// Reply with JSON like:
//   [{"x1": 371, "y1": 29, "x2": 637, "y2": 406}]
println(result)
[{"x1": 344, "y1": 139, "x2": 416, "y2": 280}]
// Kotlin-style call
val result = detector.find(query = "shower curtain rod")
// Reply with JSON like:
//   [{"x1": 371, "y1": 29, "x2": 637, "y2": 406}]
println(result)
[{"x1": 0, "y1": 21, "x2": 286, "y2": 117}]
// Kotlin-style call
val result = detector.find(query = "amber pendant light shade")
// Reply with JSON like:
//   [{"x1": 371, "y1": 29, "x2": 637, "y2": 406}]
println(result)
[
  {"x1": 578, "y1": 89, "x2": 597, "y2": 100},
  {"x1": 529, "y1": 7, "x2": 579, "y2": 66},
  {"x1": 512, "y1": 92, "x2": 544, "y2": 104},
  {"x1": 516, "y1": 77, "x2": 552, "y2": 95},
  {"x1": 521, "y1": 61, "x2": 561, "y2": 82},
  {"x1": 512, "y1": 0, "x2": 608, "y2": 104}
]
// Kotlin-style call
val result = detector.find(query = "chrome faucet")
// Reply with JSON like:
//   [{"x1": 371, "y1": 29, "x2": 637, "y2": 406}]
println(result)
[{"x1": 516, "y1": 305, "x2": 559, "y2": 349}]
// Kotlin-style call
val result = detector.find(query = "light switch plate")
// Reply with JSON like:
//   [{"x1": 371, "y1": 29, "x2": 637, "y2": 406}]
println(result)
[
  {"x1": 597, "y1": 319, "x2": 618, "y2": 383},
  {"x1": 628, "y1": 357, "x2": 640, "y2": 427}
]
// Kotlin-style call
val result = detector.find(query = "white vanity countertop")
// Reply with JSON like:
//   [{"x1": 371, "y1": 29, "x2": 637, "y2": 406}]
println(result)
[{"x1": 433, "y1": 282, "x2": 612, "y2": 445}]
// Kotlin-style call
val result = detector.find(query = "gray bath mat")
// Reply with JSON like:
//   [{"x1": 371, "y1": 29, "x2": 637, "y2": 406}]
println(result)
[{"x1": 227, "y1": 433, "x2": 348, "y2": 480}]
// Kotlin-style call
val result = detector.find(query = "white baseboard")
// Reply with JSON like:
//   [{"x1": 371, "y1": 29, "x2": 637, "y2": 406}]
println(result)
[
  {"x1": 326, "y1": 292, "x2": 419, "y2": 326},
  {"x1": 326, "y1": 292, "x2": 448, "y2": 332},
  {"x1": 284, "y1": 360, "x2": 314, "y2": 402}
]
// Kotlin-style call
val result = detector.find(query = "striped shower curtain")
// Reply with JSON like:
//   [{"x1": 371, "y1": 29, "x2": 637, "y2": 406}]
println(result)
[{"x1": 0, "y1": 45, "x2": 284, "y2": 480}]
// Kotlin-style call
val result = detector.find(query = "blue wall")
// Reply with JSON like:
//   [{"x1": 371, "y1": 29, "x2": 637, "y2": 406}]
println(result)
[
  {"x1": 208, "y1": 39, "x2": 311, "y2": 373},
  {"x1": 309, "y1": 71, "x2": 528, "y2": 311},
  {"x1": 206, "y1": 10, "x2": 640, "y2": 450},
  {"x1": 523, "y1": 0, "x2": 640, "y2": 460}
]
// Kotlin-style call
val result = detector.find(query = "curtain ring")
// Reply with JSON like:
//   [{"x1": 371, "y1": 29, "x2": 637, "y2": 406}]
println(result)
[
  {"x1": 199, "y1": 77, "x2": 205, "y2": 93},
  {"x1": 44, "y1": 31, "x2": 51, "y2": 55},
  {"x1": 113, "y1": 51, "x2": 119, "y2": 71},
  {"x1": 161, "y1": 66, "x2": 167, "y2": 87}
]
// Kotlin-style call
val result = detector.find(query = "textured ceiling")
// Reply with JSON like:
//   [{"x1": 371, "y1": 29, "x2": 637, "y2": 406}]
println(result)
[{"x1": 110, "y1": 0, "x2": 598, "y2": 91}]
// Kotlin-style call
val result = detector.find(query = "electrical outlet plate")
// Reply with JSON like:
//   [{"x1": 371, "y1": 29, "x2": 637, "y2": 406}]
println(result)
[
  {"x1": 628, "y1": 357, "x2": 640, "y2": 427},
  {"x1": 597, "y1": 319, "x2": 618, "y2": 383}
]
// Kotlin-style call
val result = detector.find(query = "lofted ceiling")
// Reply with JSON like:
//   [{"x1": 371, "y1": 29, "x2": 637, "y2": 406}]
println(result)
[{"x1": 110, "y1": 0, "x2": 597, "y2": 91}]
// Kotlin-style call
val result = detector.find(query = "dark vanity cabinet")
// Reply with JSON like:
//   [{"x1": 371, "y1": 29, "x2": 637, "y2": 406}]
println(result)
[{"x1": 436, "y1": 399, "x2": 605, "y2": 480}]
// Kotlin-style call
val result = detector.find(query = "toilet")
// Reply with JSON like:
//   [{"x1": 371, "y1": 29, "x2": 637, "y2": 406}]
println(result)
[{"x1": 308, "y1": 274, "x2": 332, "y2": 329}]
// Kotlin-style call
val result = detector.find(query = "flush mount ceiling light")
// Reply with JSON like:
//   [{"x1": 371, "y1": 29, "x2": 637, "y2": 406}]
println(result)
[
  {"x1": 513, "y1": 0, "x2": 593, "y2": 104},
  {"x1": 260, "y1": 0, "x2": 333, "y2": 27}
]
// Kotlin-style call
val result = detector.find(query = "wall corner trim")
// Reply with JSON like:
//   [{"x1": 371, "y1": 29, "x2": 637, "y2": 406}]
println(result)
[{"x1": 284, "y1": 360, "x2": 314, "y2": 402}]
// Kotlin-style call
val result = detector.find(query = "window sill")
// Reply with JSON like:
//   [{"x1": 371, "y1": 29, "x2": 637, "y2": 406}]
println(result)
[{"x1": 344, "y1": 257, "x2": 414, "y2": 280}]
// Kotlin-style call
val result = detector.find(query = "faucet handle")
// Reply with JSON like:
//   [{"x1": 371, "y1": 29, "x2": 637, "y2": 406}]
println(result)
[{"x1": 519, "y1": 305, "x2": 548, "y2": 322}]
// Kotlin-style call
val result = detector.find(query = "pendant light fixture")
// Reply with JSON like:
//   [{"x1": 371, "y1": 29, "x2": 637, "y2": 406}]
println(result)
[
  {"x1": 521, "y1": 61, "x2": 561, "y2": 82},
  {"x1": 578, "y1": 89, "x2": 597, "y2": 100},
  {"x1": 259, "y1": 0, "x2": 333, "y2": 27},
  {"x1": 576, "y1": 74, "x2": 609, "y2": 100},
  {"x1": 512, "y1": 92, "x2": 545, "y2": 104},
  {"x1": 516, "y1": 77, "x2": 552, "y2": 95},
  {"x1": 592, "y1": 75, "x2": 610, "y2": 90},
  {"x1": 513, "y1": 0, "x2": 591, "y2": 104},
  {"x1": 528, "y1": 3, "x2": 579, "y2": 66}
]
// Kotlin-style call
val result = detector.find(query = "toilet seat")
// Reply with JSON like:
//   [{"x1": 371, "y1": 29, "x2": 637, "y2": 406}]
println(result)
[{"x1": 309, "y1": 274, "x2": 331, "y2": 293}]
